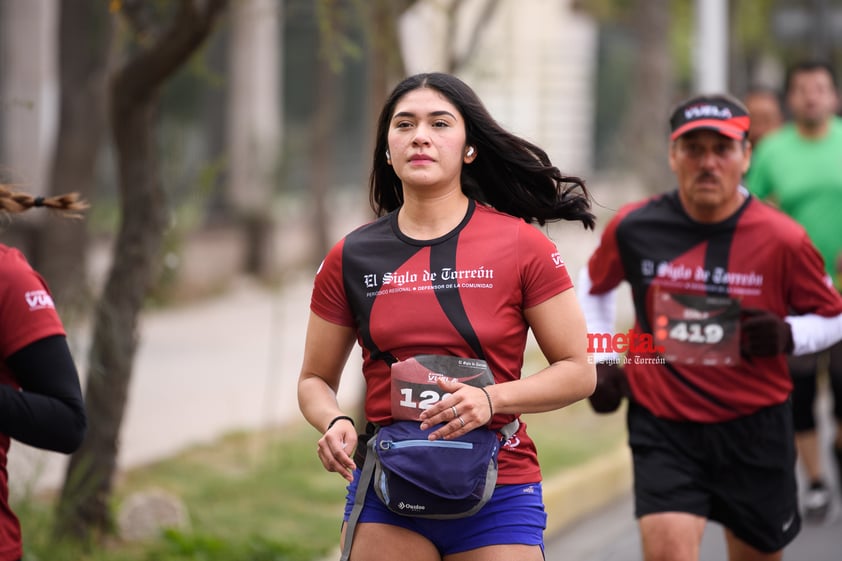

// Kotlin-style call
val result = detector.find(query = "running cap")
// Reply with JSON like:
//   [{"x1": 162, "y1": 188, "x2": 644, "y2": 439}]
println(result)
[{"x1": 669, "y1": 94, "x2": 750, "y2": 141}]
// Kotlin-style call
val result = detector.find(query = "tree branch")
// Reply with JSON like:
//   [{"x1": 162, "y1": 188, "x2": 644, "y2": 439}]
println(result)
[{"x1": 114, "y1": 0, "x2": 227, "y2": 106}]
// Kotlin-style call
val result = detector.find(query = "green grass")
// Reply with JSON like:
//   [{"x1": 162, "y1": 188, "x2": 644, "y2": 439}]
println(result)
[
  {"x1": 15, "y1": 402, "x2": 626, "y2": 561},
  {"x1": 526, "y1": 399, "x2": 626, "y2": 473}
]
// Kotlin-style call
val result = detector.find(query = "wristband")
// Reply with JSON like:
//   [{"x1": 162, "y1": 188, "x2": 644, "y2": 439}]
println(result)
[
  {"x1": 327, "y1": 415, "x2": 355, "y2": 432},
  {"x1": 479, "y1": 387, "x2": 494, "y2": 422}
]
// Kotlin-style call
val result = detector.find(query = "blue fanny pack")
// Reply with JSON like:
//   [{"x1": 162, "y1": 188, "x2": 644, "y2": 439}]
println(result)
[
  {"x1": 340, "y1": 419, "x2": 519, "y2": 561},
  {"x1": 371, "y1": 421, "x2": 503, "y2": 518}
]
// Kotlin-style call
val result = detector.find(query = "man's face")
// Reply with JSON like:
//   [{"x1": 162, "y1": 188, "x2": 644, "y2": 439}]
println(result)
[
  {"x1": 787, "y1": 69, "x2": 839, "y2": 128},
  {"x1": 669, "y1": 130, "x2": 751, "y2": 222},
  {"x1": 745, "y1": 92, "x2": 783, "y2": 145}
]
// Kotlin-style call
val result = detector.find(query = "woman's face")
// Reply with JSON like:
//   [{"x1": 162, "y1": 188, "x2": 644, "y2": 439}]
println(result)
[{"x1": 386, "y1": 87, "x2": 474, "y2": 195}]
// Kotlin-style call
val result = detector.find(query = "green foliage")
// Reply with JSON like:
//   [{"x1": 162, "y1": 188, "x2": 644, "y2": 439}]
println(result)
[
  {"x1": 670, "y1": 0, "x2": 694, "y2": 90},
  {"x1": 526, "y1": 400, "x2": 626, "y2": 470},
  {"x1": 732, "y1": 0, "x2": 779, "y2": 54},
  {"x1": 314, "y1": 0, "x2": 365, "y2": 73},
  {"x1": 161, "y1": 39, "x2": 225, "y2": 125},
  {"x1": 144, "y1": 530, "x2": 311, "y2": 561},
  {"x1": 574, "y1": 0, "x2": 788, "y2": 91},
  {"x1": 574, "y1": 0, "x2": 635, "y2": 21}
]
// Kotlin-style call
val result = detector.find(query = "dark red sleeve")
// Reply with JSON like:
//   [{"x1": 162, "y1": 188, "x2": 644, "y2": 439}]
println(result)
[
  {"x1": 587, "y1": 206, "x2": 636, "y2": 295},
  {"x1": 310, "y1": 237, "x2": 356, "y2": 327},
  {"x1": 0, "y1": 248, "x2": 65, "y2": 358}
]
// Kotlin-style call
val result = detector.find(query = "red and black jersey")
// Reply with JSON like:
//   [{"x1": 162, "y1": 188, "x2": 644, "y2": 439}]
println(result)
[
  {"x1": 588, "y1": 190, "x2": 842, "y2": 423},
  {"x1": 312, "y1": 200, "x2": 573, "y2": 484},
  {"x1": 0, "y1": 245, "x2": 66, "y2": 561}
]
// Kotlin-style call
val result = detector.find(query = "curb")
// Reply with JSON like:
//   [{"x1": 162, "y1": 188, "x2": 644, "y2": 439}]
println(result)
[{"x1": 542, "y1": 443, "x2": 632, "y2": 537}]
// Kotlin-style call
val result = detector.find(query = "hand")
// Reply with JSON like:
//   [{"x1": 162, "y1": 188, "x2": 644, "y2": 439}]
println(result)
[
  {"x1": 740, "y1": 308, "x2": 793, "y2": 357},
  {"x1": 317, "y1": 418, "x2": 357, "y2": 482},
  {"x1": 418, "y1": 378, "x2": 489, "y2": 440},
  {"x1": 587, "y1": 362, "x2": 630, "y2": 414}
]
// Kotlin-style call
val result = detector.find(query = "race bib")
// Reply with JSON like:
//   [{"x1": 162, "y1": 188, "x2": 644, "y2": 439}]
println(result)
[
  {"x1": 390, "y1": 355, "x2": 494, "y2": 421},
  {"x1": 653, "y1": 291, "x2": 741, "y2": 366}
]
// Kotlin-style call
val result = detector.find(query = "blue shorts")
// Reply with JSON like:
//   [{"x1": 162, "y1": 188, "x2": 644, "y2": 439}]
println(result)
[{"x1": 343, "y1": 469, "x2": 547, "y2": 555}]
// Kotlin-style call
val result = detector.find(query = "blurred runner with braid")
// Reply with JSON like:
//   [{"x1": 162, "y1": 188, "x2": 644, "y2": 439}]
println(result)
[{"x1": 0, "y1": 184, "x2": 87, "y2": 561}]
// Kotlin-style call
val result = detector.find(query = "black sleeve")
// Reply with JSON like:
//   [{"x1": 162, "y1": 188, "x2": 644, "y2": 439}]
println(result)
[{"x1": 0, "y1": 335, "x2": 87, "y2": 453}]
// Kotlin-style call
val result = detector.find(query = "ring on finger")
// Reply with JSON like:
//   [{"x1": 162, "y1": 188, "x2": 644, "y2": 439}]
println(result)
[
  {"x1": 451, "y1": 405, "x2": 458, "y2": 419},
  {"x1": 458, "y1": 416, "x2": 465, "y2": 428}
]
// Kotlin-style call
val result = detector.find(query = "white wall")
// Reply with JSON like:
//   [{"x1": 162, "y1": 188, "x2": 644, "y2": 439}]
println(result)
[
  {"x1": 399, "y1": 0, "x2": 597, "y2": 176},
  {"x1": 0, "y1": 0, "x2": 57, "y2": 191}
]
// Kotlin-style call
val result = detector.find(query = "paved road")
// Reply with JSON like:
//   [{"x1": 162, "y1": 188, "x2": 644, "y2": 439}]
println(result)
[
  {"x1": 546, "y1": 492, "x2": 841, "y2": 561},
  {"x1": 546, "y1": 391, "x2": 841, "y2": 561}
]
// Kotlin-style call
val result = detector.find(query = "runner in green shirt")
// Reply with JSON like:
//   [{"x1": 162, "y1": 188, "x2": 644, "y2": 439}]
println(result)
[{"x1": 745, "y1": 60, "x2": 842, "y2": 524}]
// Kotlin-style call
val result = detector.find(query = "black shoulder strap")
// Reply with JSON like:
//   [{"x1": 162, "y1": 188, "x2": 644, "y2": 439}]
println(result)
[
  {"x1": 429, "y1": 242, "x2": 486, "y2": 360},
  {"x1": 344, "y1": 207, "x2": 486, "y2": 364}
]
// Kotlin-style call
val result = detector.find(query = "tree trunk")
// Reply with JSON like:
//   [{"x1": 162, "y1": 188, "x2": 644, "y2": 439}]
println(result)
[
  {"x1": 616, "y1": 0, "x2": 674, "y2": 193},
  {"x1": 309, "y1": 56, "x2": 339, "y2": 267},
  {"x1": 54, "y1": 0, "x2": 227, "y2": 541},
  {"x1": 227, "y1": 0, "x2": 282, "y2": 277},
  {"x1": 35, "y1": 0, "x2": 114, "y2": 321},
  {"x1": 364, "y1": 0, "x2": 410, "y2": 168}
]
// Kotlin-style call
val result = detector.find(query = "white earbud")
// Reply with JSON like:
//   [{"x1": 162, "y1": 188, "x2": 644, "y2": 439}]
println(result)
[
  {"x1": 466, "y1": 147, "x2": 475, "y2": 157},
  {"x1": 385, "y1": 150, "x2": 391, "y2": 160}
]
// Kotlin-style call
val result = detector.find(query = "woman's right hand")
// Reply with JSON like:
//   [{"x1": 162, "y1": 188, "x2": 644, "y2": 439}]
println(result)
[
  {"x1": 317, "y1": 418, "x2": 358, "y2": 482},
  {"x1": 298, "y1": 313, "x2": 358, "y2": 481}
]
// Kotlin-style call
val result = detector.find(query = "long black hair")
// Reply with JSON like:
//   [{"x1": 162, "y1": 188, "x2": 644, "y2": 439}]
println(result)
[{"x1": 369, "y1": 72, "x2": 595, "y2": 229}]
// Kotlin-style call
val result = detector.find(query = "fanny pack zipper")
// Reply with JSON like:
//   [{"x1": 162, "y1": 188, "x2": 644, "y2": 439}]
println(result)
[{"x1": 380, "y1": 439, "x2": 473, "y2": 450}]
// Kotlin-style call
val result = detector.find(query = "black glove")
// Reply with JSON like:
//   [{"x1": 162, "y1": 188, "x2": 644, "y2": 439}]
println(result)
[
  {"x1": 588, "y1": 362, "x2": 630, "y2": 414},
  {"x1": 740, "y1": 308, "x2": 793, "y2": 357}
]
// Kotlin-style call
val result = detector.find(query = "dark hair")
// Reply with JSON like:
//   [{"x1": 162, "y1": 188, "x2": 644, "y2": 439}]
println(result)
[
  {"x1": 368, "y1": 73, "x2": 594, "y2": 229},
  {"x1": 785, "y1": 60, "x2": 838, "y2": 93}
]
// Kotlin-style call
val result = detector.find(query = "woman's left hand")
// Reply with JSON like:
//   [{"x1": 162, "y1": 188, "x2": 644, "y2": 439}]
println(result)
[{"x1": 418, "y1": 378, "x2": 493, "y2": 440}]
